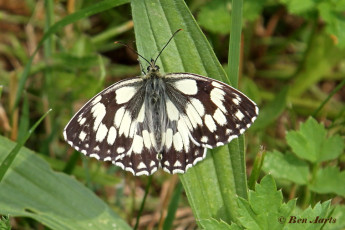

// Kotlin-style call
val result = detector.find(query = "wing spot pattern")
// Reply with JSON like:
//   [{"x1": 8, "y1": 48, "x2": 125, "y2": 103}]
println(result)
[
  {"x1": 96, "y1": 123, "x2": 108, "y2": 142},
  {"x1": 204, "y1": 114, "x2": 217, "y2": 132},
  {"x1": 107, "y1": 126, "x2": 117, "y2": 145},
  {"x1": 91, "y1": 102, "x2": 106, "y2": 131}
]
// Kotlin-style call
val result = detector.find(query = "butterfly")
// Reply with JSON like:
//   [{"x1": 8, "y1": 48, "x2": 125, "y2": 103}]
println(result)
[{"x1": 63, "y1": 29, "x2": 259, "y2": 176}]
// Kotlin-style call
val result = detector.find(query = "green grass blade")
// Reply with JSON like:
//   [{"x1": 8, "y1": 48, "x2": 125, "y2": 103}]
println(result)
[
  {"x1": 248, "y1": 148, "x2": 266, "y2": 190},
  {"x1": 134, "y1": 176, "x2": 152, "y2": 230},
  {"x1": 227, "y1": 0, "x2": 243, "y2": 88},
  {"x1": 17, "y1": 92, "x2": 30, "y2": 142},
  {"x1": 131, "y1": 0, "x2": 241, "y2": 224},
  {"x1": 13, "y1": 0, "x2": 129, "y2": 111},
  {"x1": 0, "y1": 136, "x2": 131, "y2": 230},
  {"x1": 0, "y1": 109, "x2": 52, "y2": 182},
  {"x1": 226, "y1": 0, "x2": 248, "y2": 202},
  {"x1": 312, "y1": 78, "x2": 345, "y2": 117},
  {"x1": 91, "y1": 20, "x2": 134, "y2": 45},
  {"x1": 163, "y1": 182, "x2": 183, "y2": 230}
]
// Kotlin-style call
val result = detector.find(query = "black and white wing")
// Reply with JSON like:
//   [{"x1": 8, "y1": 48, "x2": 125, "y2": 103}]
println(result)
[
  {"x1": 159, "y1": 73, "x2": 259, "y2": 174},
  {"x1": 64, "y1": 72, "x2": 259, "y2": 176},
  {"x1": 63, "y1": 77, "x2": 160, "y2": 176}
]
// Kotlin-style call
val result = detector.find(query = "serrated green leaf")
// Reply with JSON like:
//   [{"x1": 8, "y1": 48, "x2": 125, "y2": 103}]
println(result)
[
  {"x1": 237, "y1": 197, "x2": 261, "y2": 230},
  {"x1": 286, "y1": 117, "x2": 344, "y2": 163},
  {"x1": 310, "y1": 166, "x2": 345, "y2": 197},
  {"x1": 287, "y1": 201, "x2": 332, "y2": 230},
  {"x1": 249, "y1": 176, "x2": 284, "y2": 230},
  {"x1": 199, "y1": 218, "x2": 240, "y2": 230},
  {"x1": 0, "y1": 136, "x2": 131, "y2": 230},
  {"x1": 197, "y1": 0, "x2": 231, "y2": 34},
  {"x1": 323, "y1": 205, "x2": 345, "y2": 230},
  {"x1": 0, "y1": 215, "x2": 10, "y2": 230},
  {"x1": 237, "y1": 175, "x2": 295, "y2": 230},
  {"x1": 262, "y1": 150, "x2": 309, "y2": 185},
  {"x1": 250, "y1": 175, "x2": 282, "y2": 214}
]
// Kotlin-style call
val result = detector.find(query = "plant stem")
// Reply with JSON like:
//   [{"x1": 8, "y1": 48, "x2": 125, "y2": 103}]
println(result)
[
  {"x1": 134, "y1": 175, "x2": 152, "y2": 230},
  {"x1": 227, "y1": 0, "x2": 248, "y2": 201}
]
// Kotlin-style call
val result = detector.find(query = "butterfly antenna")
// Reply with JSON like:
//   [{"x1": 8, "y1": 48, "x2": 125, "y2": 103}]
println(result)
[
  {"x1": 154, "y1": 29, "x2": 182, "y2": 64},
  {"x1": 114, "y1": 41, "x2": 151, "y2": 66}
]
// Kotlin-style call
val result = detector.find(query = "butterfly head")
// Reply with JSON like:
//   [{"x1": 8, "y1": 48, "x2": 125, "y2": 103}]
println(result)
[
  {"x1": 147, "y1": 58, "x2": 160, "y2": 73},
  {"x1": 115, "y1": 29, "x2": 182, "y2": 76}
]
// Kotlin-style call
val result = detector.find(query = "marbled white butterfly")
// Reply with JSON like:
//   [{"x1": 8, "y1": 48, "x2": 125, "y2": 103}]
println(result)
[{"x1": 63, "y1": 29, "x2": 259, "y2": 176}]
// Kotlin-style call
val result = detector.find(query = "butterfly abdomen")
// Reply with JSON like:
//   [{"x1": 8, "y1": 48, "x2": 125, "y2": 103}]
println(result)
[{"x1": 144, "y1": 76, "x2": 168, "y2": 152}]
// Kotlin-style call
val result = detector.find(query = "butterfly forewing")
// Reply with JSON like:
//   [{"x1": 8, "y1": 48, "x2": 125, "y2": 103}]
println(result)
[
  {"x1": 64, "y1": 77, "x2": 160, "y2": 175},
  {"x1": 64, "y1": 72, "x2": 258, "y2": 176},
  {"x1": 164, "y1": 73, "x2": 258, "y2": 146}
]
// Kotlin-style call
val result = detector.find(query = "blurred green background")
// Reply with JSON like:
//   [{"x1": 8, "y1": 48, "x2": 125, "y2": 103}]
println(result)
[{"x1": 0, "y1": 0, "x2": 344, "y2": 229}]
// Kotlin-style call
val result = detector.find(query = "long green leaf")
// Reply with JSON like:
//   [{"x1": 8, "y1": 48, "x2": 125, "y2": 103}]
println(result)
[
  {"x1": 227, "y1": 0, "x2": 248, "y2": 204},
  {"x1": 0, "y1": 136, "x2": 131, "y2": 230},
  {"x1": 131, "y1": 0, "x2": 240, "y2": 224}
]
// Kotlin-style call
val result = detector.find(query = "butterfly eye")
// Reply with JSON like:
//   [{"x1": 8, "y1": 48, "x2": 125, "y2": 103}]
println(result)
[{"x1": 155, "y1": 65, "x2": 160, "y2": 70}]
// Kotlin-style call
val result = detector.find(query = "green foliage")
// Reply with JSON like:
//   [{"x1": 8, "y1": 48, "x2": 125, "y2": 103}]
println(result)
[
  {"x1": 289, "y1": 201, "x2": 333, "y2": 230},
  {"x1": 262, "y1": 151, "x2": 309, "y2": 185},
  {"x1": 199, "y1": 218, "x2": 240, "y2": 230},
  {"x1": 237, "y1": 175, "x2": 296, "y2": 230},
  {"x1": 0, "y1": 109, "x2": 51, "y2": 182},
  {"x1": 310, "y1": 167, "x2": 345, "y2": 196},
  {"x1": 280, "y1": 0, "x2": 316, "y2": 14},
  {"x1": 280, "y1": 0, "x2": 345, "y2": 47},
  {"x1": 0, "y1": 215, "x2": 11, "y2": 230},
  {"x1": 0, "y1": 136, "x2": 131, "y2": 230},
  {"x1": 242, "y1": 0, "x2": 268, "y2": 21},
  {"x1": 324, "y1": 205, "x2": 345, "y2": 230},
  {"x1": 264, "y1": 117, "x2": 345, "y2": 198},
  {"x1": 197, "y1": 0, "x2": 268, "y2": 34},
  {"x1": 286, "y1": 117, "x2": 344, "y2": 163},
  {"x1": 200, "y1": 176, "x2": 338, "y2": 230},
  {"x1": 197, "y1": 0, "x2": 231, "y2": 34}
]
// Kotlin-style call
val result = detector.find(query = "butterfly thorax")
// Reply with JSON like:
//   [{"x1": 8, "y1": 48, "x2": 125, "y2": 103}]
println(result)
[{"x1": 143, "y1": 67, "x2": 167, "y2": 152}]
